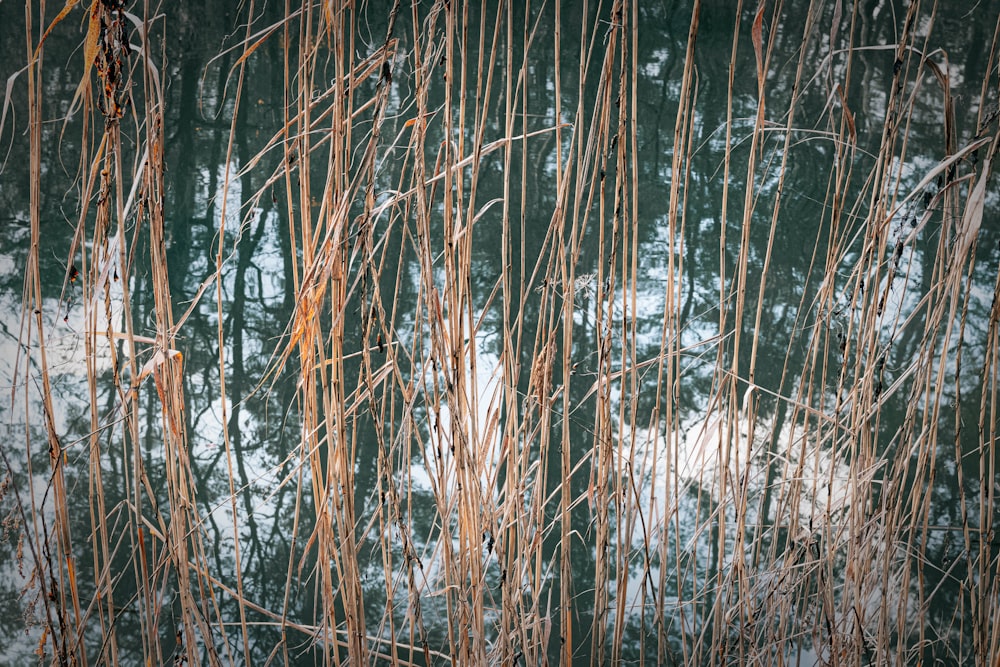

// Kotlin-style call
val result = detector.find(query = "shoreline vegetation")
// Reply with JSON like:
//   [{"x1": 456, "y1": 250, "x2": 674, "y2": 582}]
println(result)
[{"x1": 3, "y1": 1, "x2": 999, "y2": 664}]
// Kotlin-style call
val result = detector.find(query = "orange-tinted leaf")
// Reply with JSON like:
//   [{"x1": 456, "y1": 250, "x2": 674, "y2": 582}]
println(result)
[
  {"x1": 836, "y1": 84, "x2": 856, "y2": 144},
  {"x1": 68, "y1": 0, "x2": 101, "y2": 116},
  {"x1": 32, "y1": 0, "x2": 81, "y2": 61},
  {"x1": 752, "y1": 3, "x2": 765, "y2": 91},
  {"x1": 66, "y1": 558, "x2": 77, "y2": 593}
]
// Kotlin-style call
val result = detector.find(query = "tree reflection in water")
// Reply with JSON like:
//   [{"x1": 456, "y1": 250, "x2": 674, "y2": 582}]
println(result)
[{"x1": 1, "y1": 1, "x2": 998, "y2": 664}]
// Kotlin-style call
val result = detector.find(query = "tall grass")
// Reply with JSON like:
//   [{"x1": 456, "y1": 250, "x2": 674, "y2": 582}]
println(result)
[{"x1": 3, "y1": 0, "x2": 999, "y2": 665}]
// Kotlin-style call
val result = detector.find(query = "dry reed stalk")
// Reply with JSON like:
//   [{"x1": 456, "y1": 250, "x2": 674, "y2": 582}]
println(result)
[
  {"x1": 11, "y1": 2, "x2": 233, "y2": 664},
  {"x1": 6, "y1": 1, "x2": 1000, "y2": 665}
]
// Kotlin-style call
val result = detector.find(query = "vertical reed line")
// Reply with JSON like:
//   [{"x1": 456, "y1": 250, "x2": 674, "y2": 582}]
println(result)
[
  {"x1": 500, "y1": 0, "x2": 521, "y2": 660},
  {"x1": 551, "y1": 0, "x2": 578, "y2": 663},
  {"x1": 139, "y1": 7, "x2": 231, "y2": 660},
  {"x1": 77, "y1": 121, "x2": 119, "y2": 665},
  {"x1": 980, "y1": 255, "x2": 1000, "y2": 664},
  {"x1": 611, "y1": 0, "x2": 636, "y2": 660},
  {"x1": 289, "y1": 4, "x2": 337, "y2": 662},
  {"x1": 213, "y1": 1, "x2": 258, "y2": 660},
  {"x1": 650, "y1": 1, "x2": 700, "y2": 662},
  {"x1": 976, "y1": 27, "x2": 1000, "y2": 663},
  {"x1": 717, "y1": 4, "x2": 778, "y2": 655},
  {"x1": 21, "y1": 3, "x2": 83, "y2": 662},
  {"x1": 329, "y1": 5, "x2": 367, "y2": 658},
  {"x1": 501, "y1": 0, "x2": 527, "y2": 657},
  {"x1": 11, "y1": 1, "x2": 1000, "y2": 664},
  {"x1": 276, "y1": 4, "x2": 299, "y2": 662}
]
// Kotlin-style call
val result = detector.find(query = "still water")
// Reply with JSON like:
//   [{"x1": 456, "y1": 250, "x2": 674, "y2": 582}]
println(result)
[{"x1": 1, "y1": 1, "x2": 998, "y2": 664}]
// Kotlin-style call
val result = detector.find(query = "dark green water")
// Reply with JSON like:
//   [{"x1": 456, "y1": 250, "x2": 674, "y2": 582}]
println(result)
[{"x1": 1, "y1": 1, "x2": 998, "y2": 664}]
